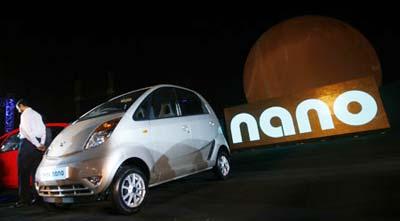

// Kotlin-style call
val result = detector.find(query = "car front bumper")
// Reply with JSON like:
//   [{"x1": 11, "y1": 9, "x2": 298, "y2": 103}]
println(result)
[{"x1": 36, "y1": 156, "x2": 112, "y2": 202}]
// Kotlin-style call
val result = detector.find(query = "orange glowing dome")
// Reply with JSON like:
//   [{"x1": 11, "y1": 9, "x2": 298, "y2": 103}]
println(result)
[{"x1": 243, "y1": 16, "x2": 382, "y2": 103}]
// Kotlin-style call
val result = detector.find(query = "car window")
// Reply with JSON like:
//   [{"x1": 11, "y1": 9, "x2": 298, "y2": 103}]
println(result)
[
  {"x1": 176, "y1": 88, "x2": 208, "y2": 116},
  {"x1": 78, "y1": 88, "x2": 148, "y2": 121},
  {"x1": 133, "y1": 97, "x2": 151, "y2": 121},
  {"x1": 0, "y1": 134, "x2": 20, "y2": 152},
  {"x1": 149, "y1": 87, "x2": 178, "y2": 120}
]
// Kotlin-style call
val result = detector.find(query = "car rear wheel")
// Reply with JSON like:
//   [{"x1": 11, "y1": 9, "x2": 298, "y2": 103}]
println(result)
[
  {"x1": 111, "y1": 167, "x2": 148, "y2": 215},
  {"x1": 213, "y1": 149, "x2": 231, "y2": 180}
]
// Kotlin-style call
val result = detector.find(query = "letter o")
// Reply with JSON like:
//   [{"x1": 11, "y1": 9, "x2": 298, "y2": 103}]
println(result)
[{"x1": 333, "y1": 90, "x2": 378, "y2": 126}]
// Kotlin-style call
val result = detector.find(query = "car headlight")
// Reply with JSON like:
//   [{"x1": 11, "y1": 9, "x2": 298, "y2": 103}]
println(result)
[{"x1": 85, "y1": 118, "x2": 121, "y2": 150}]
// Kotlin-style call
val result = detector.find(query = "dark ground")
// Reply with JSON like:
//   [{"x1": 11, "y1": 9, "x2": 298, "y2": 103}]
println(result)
[{"x1": 0, "y1": 128, "x2": 399, "y2": 221}]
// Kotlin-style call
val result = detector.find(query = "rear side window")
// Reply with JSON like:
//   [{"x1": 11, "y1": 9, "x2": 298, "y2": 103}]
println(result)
[{"x1": 176, "y1": 88, "x2": 208, "y2": 116}]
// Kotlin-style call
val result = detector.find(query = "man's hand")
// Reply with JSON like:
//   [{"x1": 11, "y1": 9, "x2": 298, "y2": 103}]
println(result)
[{"x1": 37, "y1": 145, "x2": 46, "y2": 152}]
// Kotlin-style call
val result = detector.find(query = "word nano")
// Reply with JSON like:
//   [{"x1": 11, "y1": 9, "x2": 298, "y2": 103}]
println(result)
[{"x1": 224, "y1": 77, "x2": 390, "y2": 150}]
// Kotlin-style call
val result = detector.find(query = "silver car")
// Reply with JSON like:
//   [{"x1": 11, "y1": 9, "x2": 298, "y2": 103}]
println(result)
[{"x1": 35, "y1": 85, "x2": 231, "y2": 214}]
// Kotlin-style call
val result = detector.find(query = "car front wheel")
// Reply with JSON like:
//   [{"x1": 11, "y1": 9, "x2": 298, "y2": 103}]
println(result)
[{"x1": 111, "y1": 167, "x2": 148, "y2": 215}]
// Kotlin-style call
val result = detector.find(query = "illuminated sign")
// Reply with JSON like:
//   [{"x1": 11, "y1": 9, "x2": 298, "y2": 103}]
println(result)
[
  {"x1": 224, "y1": 77, "x2": 390, "y2": 150},
  {"x1": 0, "y1": 97, "x2": 16, "y2": 132}
]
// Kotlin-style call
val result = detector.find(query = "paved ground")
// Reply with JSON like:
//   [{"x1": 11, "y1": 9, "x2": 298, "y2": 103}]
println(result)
[{"x1": 1, "y1": 129, "x2": 399, "y2": 220}]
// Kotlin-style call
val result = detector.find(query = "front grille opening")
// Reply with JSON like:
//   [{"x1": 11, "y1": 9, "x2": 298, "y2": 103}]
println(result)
[{"x1": 39, "y1": 184, "x2": 94, "y2": 197}]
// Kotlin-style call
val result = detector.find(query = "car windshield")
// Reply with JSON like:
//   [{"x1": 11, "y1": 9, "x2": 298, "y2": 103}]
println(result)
[{"x1": 78, "y1": 88, "x2": 148, "y2": 121}]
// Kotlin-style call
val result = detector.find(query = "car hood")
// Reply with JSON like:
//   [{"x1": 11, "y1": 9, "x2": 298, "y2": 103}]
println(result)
[{"x1": 46, "y1": 113, "x2": 124, "y2": 158}]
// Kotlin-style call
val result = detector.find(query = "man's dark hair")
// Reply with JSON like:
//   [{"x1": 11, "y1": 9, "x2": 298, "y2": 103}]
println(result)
[{"x1": 16, "y1": 99, "x2": 29, "y2": 107}]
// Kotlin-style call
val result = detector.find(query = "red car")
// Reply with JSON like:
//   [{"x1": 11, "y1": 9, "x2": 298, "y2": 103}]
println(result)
[{"x1": 0, "y1": 123, "x2": 69, "y2": 189}]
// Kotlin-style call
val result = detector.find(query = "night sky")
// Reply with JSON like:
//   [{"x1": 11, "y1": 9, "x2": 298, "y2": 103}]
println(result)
[{"x1": 0, "y1": 8, "x2": 399, "y2": 133}]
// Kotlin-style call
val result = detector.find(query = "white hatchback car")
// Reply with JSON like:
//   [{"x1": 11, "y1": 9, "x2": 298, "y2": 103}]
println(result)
[{"x1": 36, "y1": 85, "x2": 231, "y2": 214}]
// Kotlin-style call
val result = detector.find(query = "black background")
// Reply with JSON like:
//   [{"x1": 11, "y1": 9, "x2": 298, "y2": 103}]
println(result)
[{"x1": 0, "y1": 7, "x2": 399, "y2": 131}]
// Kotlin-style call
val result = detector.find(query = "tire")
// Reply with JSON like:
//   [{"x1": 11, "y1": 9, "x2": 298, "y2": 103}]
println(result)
[
  {"x1": 213, "y1": 149, "x2": 231, "y2": 180},
  {"x1": 111, "y1": 167, "x2": 149, "y2": 215}
]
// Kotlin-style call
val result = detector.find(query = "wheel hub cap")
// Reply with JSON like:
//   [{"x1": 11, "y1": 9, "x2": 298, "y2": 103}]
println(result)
[
  {"x1": 121, "y1": 173, "x2": 146, "y2": 208},
  {"x1": 218, "y1": 155, "x2": 230, "y2": 176}
]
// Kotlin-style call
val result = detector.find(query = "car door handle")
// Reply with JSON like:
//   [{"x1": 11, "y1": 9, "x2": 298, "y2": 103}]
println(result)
[{"x1": 182, "y1": 125, "x2": 191, "y2": 133}]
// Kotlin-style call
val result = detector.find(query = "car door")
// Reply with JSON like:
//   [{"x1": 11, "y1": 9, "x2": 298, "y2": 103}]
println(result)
[
  {"x1": 0, "y1": 132, "x2": 20, "y2": 188},
  {"x1": 175, "y1": 88, "x2": 217, "y2": 171},
  {"x1": 146, "y1": 87, "x2": 193, "y2": 181}
]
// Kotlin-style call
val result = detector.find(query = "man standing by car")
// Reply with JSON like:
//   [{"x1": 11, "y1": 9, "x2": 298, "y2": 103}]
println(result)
[{"x1": 13, "y1": 99, "x2": 46, "y2": 208}]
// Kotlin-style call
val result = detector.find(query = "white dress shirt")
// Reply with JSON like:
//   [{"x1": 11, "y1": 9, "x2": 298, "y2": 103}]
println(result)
[{"x1": 19, "y1": 107, "x2": 46, "y2": 148}]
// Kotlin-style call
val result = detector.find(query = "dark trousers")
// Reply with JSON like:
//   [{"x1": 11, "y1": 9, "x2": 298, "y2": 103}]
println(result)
[{"x1": 17, "y1": 138, "x2": 43, "y2": 203}]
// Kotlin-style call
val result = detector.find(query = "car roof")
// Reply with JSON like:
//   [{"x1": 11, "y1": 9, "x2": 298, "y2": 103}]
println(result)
[{"x1": 108, "y1": 84, "x2": 198, "y2": 102}]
